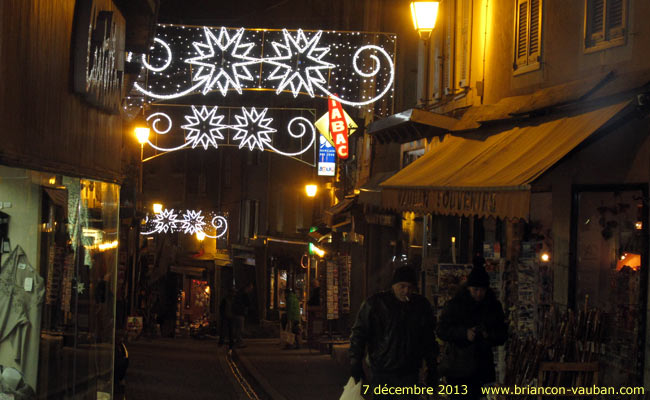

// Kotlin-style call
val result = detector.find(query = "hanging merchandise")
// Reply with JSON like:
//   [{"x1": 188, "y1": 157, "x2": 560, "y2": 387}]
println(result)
[
  {"x1": 0, "y1": 245, "x2": 45, "y2": 393},
  {"x1": 340, "y1": 257, "x2": 351, "y2": 314},
  {"x1": 326, "y1": 261, "x2": 339, "y2": 320}
]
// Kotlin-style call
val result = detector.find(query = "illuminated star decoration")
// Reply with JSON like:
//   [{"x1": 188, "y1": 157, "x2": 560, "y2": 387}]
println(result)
[
  {"x1": 231, "y1": 107, "x2": 277, "y2": 151},
  {"x1": 180, "y1": 210, "x2": 206, "y2": 235},
  {"x1": 75, "y1": 282, "x2": 85, "y2": 295},
  {"x1": 185, "y1": 27, "x2": 258, "y2": 96},
  {"x1": 181, "y1": 105, "x2": 228, "y2": 150},
  {"x1": 153, "y1": 209, "x2": 179, "y2": 233},
  {"x1": 265, "y1": 29, "x2": 335, "y2": 97}
]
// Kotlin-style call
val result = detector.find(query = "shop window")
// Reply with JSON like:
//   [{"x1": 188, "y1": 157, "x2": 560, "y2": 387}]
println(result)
[
  {"x1": 584, "y1": 0, "x2": 626, "y2": 52},
  {"x1": 0, "y1": 165, "x2": 119, "y2": 399},
  {"x1": 573, "y1": 188, "x2": 646, "y2": 385},
  {"x1": 514, "y1": 0, "x2": 542, "y2": 74}
]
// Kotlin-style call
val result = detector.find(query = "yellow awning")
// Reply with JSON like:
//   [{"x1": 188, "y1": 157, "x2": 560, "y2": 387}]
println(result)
[{"x1": 380, "y1": 100, "x2": 631, "y2": 220}]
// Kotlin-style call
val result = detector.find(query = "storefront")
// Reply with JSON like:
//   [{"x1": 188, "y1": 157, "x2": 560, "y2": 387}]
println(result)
[
  {"x1": 0, "y1": 1, "x2": 156, "y2": 398},
  {"x1": 377, "y1": 93, "x2": 650, "y2": 387}
]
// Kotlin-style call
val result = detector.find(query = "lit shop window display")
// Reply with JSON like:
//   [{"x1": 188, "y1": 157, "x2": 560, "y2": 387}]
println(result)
[{"x1": 0, "y1": 165, "x2": 119, "y2": 399}]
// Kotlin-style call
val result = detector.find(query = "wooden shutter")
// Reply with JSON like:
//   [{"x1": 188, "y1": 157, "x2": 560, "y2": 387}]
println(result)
[
  {"x1": 455, "y1": 0, "x2": 472, "y2": 88},
  {"x1": 443, "y1": 0, "x2": 455, "y2": 95},
  {"x1": 606, "y1": 0, "x2": 625, "y2": 39},
  {"x1": 587, "y1": 0, "x2": 606, "y2": 46},
  {"x1": 528, "y1": 0, "x2": 541, "y2": 63},
  {"x1": 515, "y1": 0, "x2": 529, "y2": 68}
]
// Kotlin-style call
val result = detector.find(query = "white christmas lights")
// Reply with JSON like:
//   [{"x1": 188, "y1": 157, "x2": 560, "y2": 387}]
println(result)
[
  {"x1": 265, "y1": 29, "x2": 335, "y2": 98},
  {"x1": 231, "y1": 107, "x2": 276, "y2": 151},
  {"x1": 141, "y1": 209, "x2": 228, "y2": 238},
  {"x1": 147, "y1": 112, "x2": 173, "y2": 134},
  {"x1": 141, "y1": 107, "x2": 315, "y2": 157},
  {"x1": 180, "y1": 105, "x2": 228, "y2": 149},
  {"x1": 142, "y1": 38, "x2": 173, "y2": 72},
  {"x1": 185, "y1": 27, "x2": 258, "y2": 96},
  {"x1": 134, "y1": 25, "x2": 396, "y2": 107}
]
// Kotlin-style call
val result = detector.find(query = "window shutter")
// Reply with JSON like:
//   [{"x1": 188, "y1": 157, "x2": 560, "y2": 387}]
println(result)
[
  {"x1": 588, "y1": 0, "x2": 605, "y2": 46},
  {"x1": 455, "y1": 0, "x2": 472, "y2": 88},
  {"x1": 515, "y1": 0, "x2": 529, "y2": 68},
  {"x1": 443, "y1": 0, "x2": 455, "y2": 94},
  {"x1": 528, "y1": 0, "x2": 541, "y2": 63},
  {"x1": 607, "y1": 0, "x2": 625, "y2": 39}
]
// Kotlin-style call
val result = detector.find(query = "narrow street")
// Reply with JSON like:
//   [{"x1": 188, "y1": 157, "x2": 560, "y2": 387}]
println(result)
[
  {"x1": 123, "y1": 337, "x2": 350, "y2": 400},
  {"x1": 124, "y1": 338, "x2": 247, "y2": 400}
]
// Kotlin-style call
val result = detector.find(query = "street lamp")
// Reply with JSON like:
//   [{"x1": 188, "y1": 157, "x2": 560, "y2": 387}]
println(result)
[
  {"x1": 305, "y1": 184, "x2": 318, "y2": 198},
  {"x1": 196, "y1": 231, "x2": 206, "y2": 241},
  {"x1": 152, "y1": 203, "x2": 163, "y2": 214},
  {"x1": 134, "y1": 124, "x2": 151, "y2": 206},
  {"x1": 410, "y1": 1, "x2": 440, "y2": 40},
  {"x1": 410, "y1": 1, "x2": 440, "y2": 106}
]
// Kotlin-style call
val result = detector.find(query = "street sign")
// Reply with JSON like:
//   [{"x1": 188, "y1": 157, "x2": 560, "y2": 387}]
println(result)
[{"x1": 318, "y1": 136, "x2": 336, "y2": 176}]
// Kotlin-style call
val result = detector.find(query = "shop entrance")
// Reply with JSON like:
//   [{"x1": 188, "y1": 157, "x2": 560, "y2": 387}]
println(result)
[{"x1": 571, "y1": 185, "x2": 648, "y2": 386}]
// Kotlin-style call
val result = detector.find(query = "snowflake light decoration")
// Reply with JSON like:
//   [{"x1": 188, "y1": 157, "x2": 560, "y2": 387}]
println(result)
[
  {"x1": 231, "y1": 107, "x2": 277, "y2": 151},
  {"x1": 265, "y1": 29, "x2": 335, "y2": 98},
  {"x1": 185, "y1": 27, "x2": 258, "y2": 96},
  {"x1": 180, "y1": 105, "x2": 228, "y2": 149},
  {"x1": 152, "y1": 209, "x2": 179, "y2": 234},
  {"x1": 141, "y1": 209, "x2": 228, "y2": 238},
  {"x1": 180, "y1": 210, "x2": 206, "y2": 235}
]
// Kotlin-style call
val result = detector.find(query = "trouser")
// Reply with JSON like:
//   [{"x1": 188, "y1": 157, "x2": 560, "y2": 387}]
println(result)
[
  {"x1": 218, "y1": 316, "x2": 234, "y2": 349},
  {"x1": 233, "y1": 315, "x2": 245, "y2": 343},
  {"x1": 370, "y1": 370, "x2": 420, "y2": 400},
  {"x1": 444, "y1": 376, "x2": 484, "y2": 400}
]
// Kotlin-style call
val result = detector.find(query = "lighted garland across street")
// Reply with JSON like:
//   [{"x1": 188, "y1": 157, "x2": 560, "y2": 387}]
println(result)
[
  {"x1": 134, "y1": 25, "x2": 396, "y2": 108},
  {"x1": 141, "y1": 209, "x2": 228, "y2": 238},
  {"x1": 144, "y1": 106, "x2": 316, "y2": 159}
]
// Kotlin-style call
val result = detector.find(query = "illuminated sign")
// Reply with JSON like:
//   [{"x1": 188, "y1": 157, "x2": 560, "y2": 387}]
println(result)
[
  {"x1": 73, "y1": 0, "x2": 125, "y2": 113},
  {"x1": 141, "y1": 209, "x2": 228, "y2": 238},
  {"x1": 133, "y1": 25, "x2": 395, "y2": 107},
  {"x1": 315, "y1": 107, "x2": 357, "y2": 147},
  {"x1": 328, "y1": 96, "x2": 349, "y2": 159},
  {"x1": 318, "y1": 136, "x2": 336, "y2": 176}
]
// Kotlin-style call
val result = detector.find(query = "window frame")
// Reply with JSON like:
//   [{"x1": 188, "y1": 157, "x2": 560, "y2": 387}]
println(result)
[
  {"x1": 583, "y1": 0, "x2": 627, "y2": 53},
  {"x1": 513, "y1": 0, "x2": 543, "y2": 75}
]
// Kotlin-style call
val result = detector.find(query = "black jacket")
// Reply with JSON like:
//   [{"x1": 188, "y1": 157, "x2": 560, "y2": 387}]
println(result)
[
  {"x1": 349, "y1": 291, "x2": 438, "y2": 375},
  {"x1": 437, "y1": 286, "x2": 507, "y2": 383}
]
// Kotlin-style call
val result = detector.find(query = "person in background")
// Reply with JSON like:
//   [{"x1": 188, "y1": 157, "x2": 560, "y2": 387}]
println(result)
[
  {"x1": 232, "y1": 283, "x2": 253, "y2": 348},
  {"x1": 218, "y1": 287, "x2": 236, "y2": 350},
  {"x1": 307, "y1": 279, "x2": 321, "y2": 307},
  {"x1": 437, "y1": 264, "x2": 508, "y2": 400},
  {"x1": 285, "y1": 288, "x2": 302, "y2": 349},
  {"x1": 349, "y1": 264, "x2": 438, "y2": 399}
]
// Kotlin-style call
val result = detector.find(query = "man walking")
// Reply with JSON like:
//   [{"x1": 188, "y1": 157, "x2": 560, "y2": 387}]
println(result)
[
  {"x1": 437, "y1": 265, "x2": 508, "y2": 399},
  {"x1": 349, "y1": 264, "x2": 438, "y2": 399}
]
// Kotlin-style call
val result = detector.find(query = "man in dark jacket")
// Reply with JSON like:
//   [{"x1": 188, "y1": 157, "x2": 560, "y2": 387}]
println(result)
[
  {"x1": 349, "y1": 265, "x2": 438, "y2": 399},
  {"x1": 437, "y1": 265, "x2": 507, "y2": 399}
]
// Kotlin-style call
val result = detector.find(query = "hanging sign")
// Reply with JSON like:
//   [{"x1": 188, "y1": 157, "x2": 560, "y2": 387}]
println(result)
[
  {"x1": 315, "y1": 106, "x2": 358, "y2": 147},
  {"x1": 329, "y1": 96, "x2": 349, "y2": 159},
  {"x1": 133, "y1": 25, "x2": 395, "y2": 107},
  {"x1": 318, "y1": 136, "x2": 336, "y2": 176}
]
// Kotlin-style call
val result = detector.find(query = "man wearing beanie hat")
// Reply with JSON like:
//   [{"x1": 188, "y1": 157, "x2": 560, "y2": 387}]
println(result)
[
  {"x1": 349, "y1": 264, "x2": 438, "y2": 399},
  {"x1": 437, "y1": 264, "x2": 507, "y2": 399}
]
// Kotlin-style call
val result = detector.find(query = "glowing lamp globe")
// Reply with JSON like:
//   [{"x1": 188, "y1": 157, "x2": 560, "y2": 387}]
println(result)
[
  {"x1": 411, "y1": 1, "x2": 440, "y2": 40},
  {"x1": 152, "y1": 203, "x2": 163, "y2": 214},
  {"x1": 135, "y1": 126, "x2": 151, "y2": 144},
  {"x1": 305, "y1": 184, "x2": 318, "y2": 198},
  {"x1": 196, "y1": 231, "x2": 206, "y2": 241}
]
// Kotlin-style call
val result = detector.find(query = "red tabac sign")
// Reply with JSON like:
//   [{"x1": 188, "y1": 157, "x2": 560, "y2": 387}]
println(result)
[{"x1": 328, "y1": 96, "x2": 349, "y2": 159}]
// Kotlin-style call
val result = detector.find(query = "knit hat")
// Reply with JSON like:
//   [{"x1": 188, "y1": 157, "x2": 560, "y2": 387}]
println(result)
[
  {"x1": 466, "y1": 266, "x2": 490, "y2": 287},
  {"x1": 392, "y1": 266, "x2": 418, "y2": 285}
]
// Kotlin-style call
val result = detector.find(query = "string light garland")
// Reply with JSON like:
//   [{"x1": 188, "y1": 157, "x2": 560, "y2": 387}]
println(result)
[
  {"x1": 141, "y1": 209, "x2": 228, "y2": 238},
  {"x1": 133, "y1": 25, "x2": 396, "y2": 108},
  {"x1": 142, "y1": 106, "x2": 316, "y2": 157}
]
